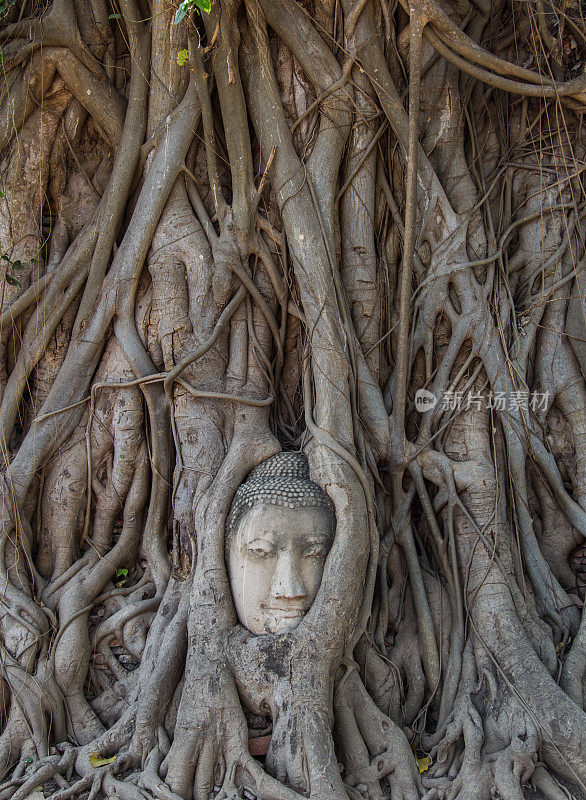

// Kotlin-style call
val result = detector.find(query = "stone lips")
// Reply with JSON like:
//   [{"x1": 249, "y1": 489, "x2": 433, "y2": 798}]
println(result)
[{"x1": 226, "y1": 452, "x2": 335, "y2": 536}]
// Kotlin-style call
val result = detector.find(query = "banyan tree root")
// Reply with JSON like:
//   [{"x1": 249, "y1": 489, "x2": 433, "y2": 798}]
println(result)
[{"x1": 0, "y1": 0, "x2": 585, "y2": 798}]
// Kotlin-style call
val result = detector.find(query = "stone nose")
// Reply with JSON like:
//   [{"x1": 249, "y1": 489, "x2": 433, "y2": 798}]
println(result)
[{"x1": 271, "y1": 550, "x2": 307, "y2": 601}]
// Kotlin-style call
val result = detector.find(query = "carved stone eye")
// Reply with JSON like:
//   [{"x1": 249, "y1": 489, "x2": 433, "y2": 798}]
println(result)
[
  {"x1": 246, "y1": 544, "x2": 273, "y2": 558},
  {"x1": 303, "y1": 546, "x2": 327, "y2": 558}
]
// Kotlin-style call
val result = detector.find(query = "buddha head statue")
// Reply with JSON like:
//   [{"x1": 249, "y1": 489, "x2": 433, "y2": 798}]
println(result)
[{"x1": 226, "y1": 452, "x2": 335, "y2": 635}]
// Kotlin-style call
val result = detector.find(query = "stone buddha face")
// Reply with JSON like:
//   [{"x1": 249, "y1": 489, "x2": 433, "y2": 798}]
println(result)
[
  {"x1": 228, "y1": 504, "x2": 334, "y2": 635},
  {"x1": 226, "y1": 452, "x2": 335, "y2": 636}
]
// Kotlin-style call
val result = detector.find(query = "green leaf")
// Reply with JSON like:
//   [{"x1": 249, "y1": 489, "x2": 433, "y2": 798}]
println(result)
[
  {"x1": 108, "y1": 12, "x2": 121, "y2": 19},
  {"x1": 174, "y1": 0, "x2": 190, "y2": 24},
  {"x1": 177, "y1": 49, "x2": 189, "y2": 66},
  {"x1": 174, "y1": 0, "x2": 210, "y2": 24},
  {"x1": 5, "y1": 274, "x2": 20, "y2": 287},
  {"x1": 11, "y1": 260, "x2": 22, "y2": 270},
  {"x1": 1, "y1": 254, "x2": 9, "y2": 261},
  {"x1": 0, "y1": 190, "x2": 5, "y2": 197},
  {"x1": 116, "y1": 568, "x2": 128, "y2": 578}
]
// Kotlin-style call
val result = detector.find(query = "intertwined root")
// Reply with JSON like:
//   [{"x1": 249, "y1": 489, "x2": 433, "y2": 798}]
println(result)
[
  {"x1": 421, "y1": 654, "x2": 585, "y2": 800},
  {"x1": 1, "y1": 0, "x2": 586, "y2": 798},
  {"x1": 335, "y1": 670, "x2": 421, "y2": 800},
  {"x1": 1, "y1": 606, "x2": 585, "y2": 800}
]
